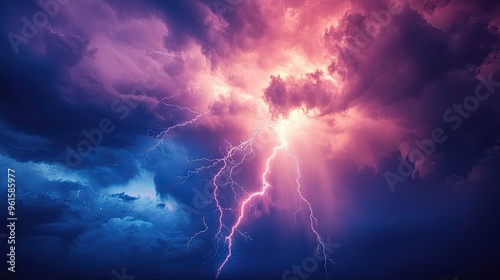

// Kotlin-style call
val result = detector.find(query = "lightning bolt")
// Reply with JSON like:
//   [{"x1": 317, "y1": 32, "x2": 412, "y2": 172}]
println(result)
[
  {"x1": 187, "y1": 215, "x2": 209, "y2": 250},
  {"x1": 215, "y1": 136, "x2": 286, "y2": 278},
  {"x1": 117, "y1": 43, "x2": 204, "y2": 162},
  {"x1": 174, "y1": 125, "x2": 267, "y2": 262},
  {"x1": 211, "y1": 129, "x2": 263, "y2": 256},
  {"x1": 143, "y1": 98, "x2": 203, "y2": 162},
  {"x1": 288, "y1": 151, "x2": 332, "y2": 278},
  {"x1": 213, "y1": 122, "x2": 331, "y2": 279}
]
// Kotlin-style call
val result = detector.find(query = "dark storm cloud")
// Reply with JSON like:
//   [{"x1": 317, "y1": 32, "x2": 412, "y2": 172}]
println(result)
[
  {"x1": 0, "y1": 28, "x2": 125, "y2": 164},
  {"x1": 104, "y1": 0, "x2": 233, "y2": 62},
  {"x1": 0, "y1": 0, "x2": 213, "y2": 172},
  {"x1": 0, "y1": 153, "x2": 201, "y2": 280},
  {"x1": 0, "y1": 0, "x2": 260, "y2": 177},
  {"x1": 324, "y1": 4, "x2": 499, "y2": 114},
  {"x1": 263, "y1": 71, "x2": 336, "y2": 117},
  {"x1": 110, "y1": 192, "x2": 139, "y2": 202},
  {"x1": 41, "y1": 28, "x2": 97, "y2": 66},
  {"x1": 262, "y1": 0, "x2": 500, "y2": 181}
]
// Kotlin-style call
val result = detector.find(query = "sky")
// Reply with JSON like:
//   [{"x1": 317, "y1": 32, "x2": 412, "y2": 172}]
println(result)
[{"x1": 0, "y1": 0, "x2": 500, "y2": 279}]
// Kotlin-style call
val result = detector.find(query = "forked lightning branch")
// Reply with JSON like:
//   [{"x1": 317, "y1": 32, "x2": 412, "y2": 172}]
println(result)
[{"x1": 6, "y1": 168, "x2": 16, "y2": 273}]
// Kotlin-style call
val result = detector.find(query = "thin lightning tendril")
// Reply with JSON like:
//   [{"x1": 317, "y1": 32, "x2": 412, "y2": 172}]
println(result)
[
  {"x1": 143, "y1": 99, "x2": 202, "y2": 161},
  {"x1": 188, "y1": 216, "x2": 209, "y2": 250},
  {"x1": 289, "y1": 152, "x2": 332, "y2": 278}
]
